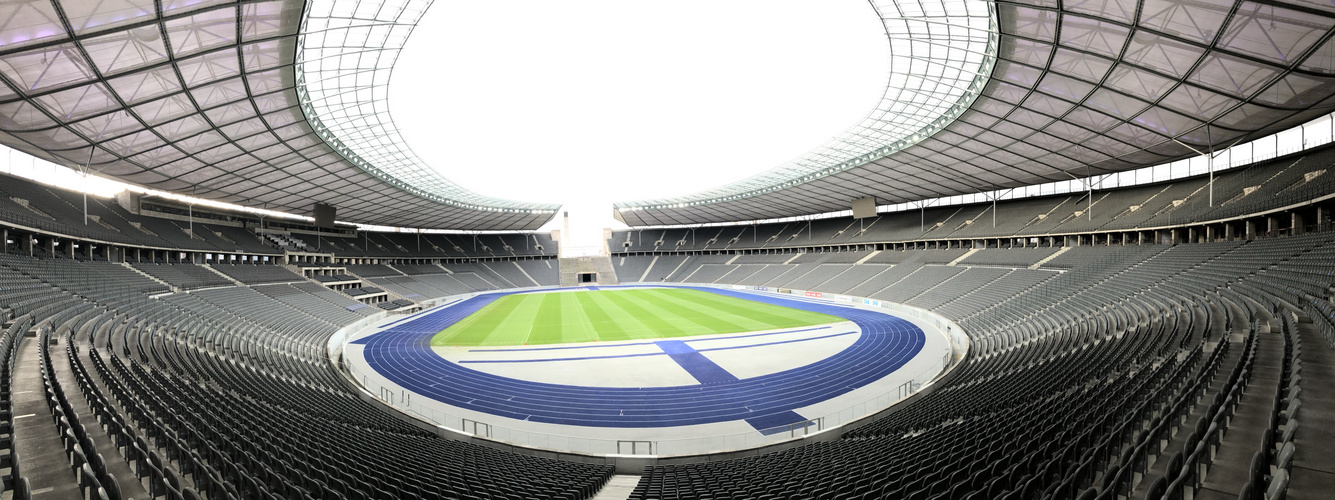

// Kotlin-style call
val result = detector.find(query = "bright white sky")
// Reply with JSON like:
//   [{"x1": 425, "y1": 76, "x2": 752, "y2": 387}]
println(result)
[{"x1": 390, "y1": 0, "x2": 890, "y2": 251}]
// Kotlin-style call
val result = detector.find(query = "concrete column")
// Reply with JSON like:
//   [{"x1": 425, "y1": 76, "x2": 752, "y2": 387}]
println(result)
[
  {"x1": 1292, "y1": 212, "x2": 1305, "y2": 235},
  {"x1": 1206, "y1": 225, "x2": 1215, "y2": 241},
  {"x1": 1318, "y1": 206, "x2": 1327, "y2": 232},
  {"x1": 1267, "y1": 215, "x2": 1280, "y2": 236},
  {"x1": 1225, "y1": 223, "x2": 1235, "y2": 241},
  {"x1": 43, "y1": 237, "x2": 56, "y2": 256},
  {"x1": 61, "y1": 239, "x2": 74, "y2": 258},
  {"x1": 20, "y1": 233, "x2": 33, "y2": 256},
  {"x1": 84, "y1": 242, "x2": 94, "y2": 260}
]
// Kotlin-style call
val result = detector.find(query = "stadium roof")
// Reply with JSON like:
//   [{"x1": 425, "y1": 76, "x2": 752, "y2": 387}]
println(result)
[
  {"x1": 615, "y1": 0, "x2": 1335, "y2": 226},
  {"x1": 0, "y1": 0, "x2": 558, "y2": 230},
  {"x1": 2, "y1": 1, "x2": 1334, "y2": 231}
]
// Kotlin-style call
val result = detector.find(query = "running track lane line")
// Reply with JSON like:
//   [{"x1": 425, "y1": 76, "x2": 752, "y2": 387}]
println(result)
[
  {"x1": 456, "y1": 330, "x2": 857, "y2": 364},
  {"x1": 353, "y1": 285, "x2": 925, "y2": 429}
]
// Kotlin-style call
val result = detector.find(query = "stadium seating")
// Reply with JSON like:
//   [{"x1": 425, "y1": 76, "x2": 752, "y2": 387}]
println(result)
[
  {"x1": 0, "y1": 144, "x2": 1331, "y2": 500},
  {"x1": 208, "y1": 263, "x2": 303, "y2": 285},
  {"x1": 0, "y1": 254, "x2": 613, "y2": 500},
  {"x1": 619, "y1": 235, "x2": 1331, "y2": 499},
  {"x1": 608, "y1": 145, "x2": 1335, "y2": 253},
  {"x1": 0, "y1": 227, "x2": 1330, "y2": 499}
]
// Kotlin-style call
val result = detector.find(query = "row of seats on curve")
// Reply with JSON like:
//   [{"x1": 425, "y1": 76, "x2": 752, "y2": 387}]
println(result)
[{"x1": 628, "y1": 237, "x2": 1326, "y2": 499}]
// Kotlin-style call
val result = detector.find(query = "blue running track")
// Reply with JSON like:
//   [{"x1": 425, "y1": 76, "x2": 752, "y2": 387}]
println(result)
[{"x1": 352, "y1": 286, "x2": 924, "y2": 430}]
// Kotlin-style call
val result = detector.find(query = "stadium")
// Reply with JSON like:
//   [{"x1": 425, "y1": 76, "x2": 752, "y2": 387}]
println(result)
[{"x1": 0, "y1": 0, "x2": 1331, "y2": 499}]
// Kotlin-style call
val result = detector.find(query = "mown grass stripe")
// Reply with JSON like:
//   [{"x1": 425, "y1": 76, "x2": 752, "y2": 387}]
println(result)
[
  {"x1": 585, "y1": 290, "x2": 659, "y2": 340},
  {"x1": 556, "y1": 292, "x2": 600, "y2": 344},
  {"x1": 434, "y1": 294, "x2": 521, "y2": 345},
  {"x1": 629, "y1": 288, "x2": 774, "y2": 329},
  {"x1": 528, "y1": 293, "x2": 565, "y2": 344},
  {"x1": 575, "y1": 292, "x2": 632, "y2": 342},
  {"x1": 601, "y1": 290, "x2": 689, "y2": 337},
  {"x1": 432, "y1": 288, "x2": 839, "y2": 347},
  {"x1": 618, "y1": 289, "x2": 750, "y2": 333},
  {"x1": 664, "y1": 288, "x2": 835, "y2": 328},
  {"x1": 482, "y1": 294, "x2": 544, "y2": 345}
]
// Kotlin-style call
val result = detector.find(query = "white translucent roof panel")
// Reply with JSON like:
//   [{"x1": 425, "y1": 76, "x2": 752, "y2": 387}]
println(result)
[
  {"x1": 0, "y1": 0, "x2": 556, "y2": 231},
  {"x1": 616, "y1": 0, "x2": 998, "y2": 215},
  {"x1": 297, "y1": 0, "x2": 559, "y2": 221},
  {"x1": 617, "y1": 0, "x2": 1335, "y2": 226}
]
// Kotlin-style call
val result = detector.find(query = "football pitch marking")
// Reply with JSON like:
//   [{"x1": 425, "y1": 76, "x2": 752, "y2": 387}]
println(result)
[{"x1": 430, "y1": 288, "x2": 841, "y2": 347}]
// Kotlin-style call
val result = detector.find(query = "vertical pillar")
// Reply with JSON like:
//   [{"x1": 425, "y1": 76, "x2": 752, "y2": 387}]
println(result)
[
  {"x1": 20, "y1": 232, "x2": 33, "y2": 256},
  {"x1": 84, "y1": 242, "x2": 94, "y2": 260},
  {"x1": 1292, "y1": 212, "x2": 1305, "y2": 235},
  {"x1": 1224, "y1": 223, "x2": 1235, "y2": 241},
  {"x1": 1266, "y1": 215, "x2": 1279, "y2": 236},
  {"x1": 43, "y1": 237, "x2": 56, "y2": 256}
]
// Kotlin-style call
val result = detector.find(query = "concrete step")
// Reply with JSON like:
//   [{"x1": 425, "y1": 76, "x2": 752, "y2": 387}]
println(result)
[
  {"x1": 591, "y1": 475, "x2": 640, "y2": 500},
  {"x1": 12, "y1": 338, "x2": 82, "y2": 500},
  {"x1": 1198, "y1": 329, "x2": 1285, "y2": 498},
  {"x1": 50, "y1": 336, "x2": 151, "y2": 500}
]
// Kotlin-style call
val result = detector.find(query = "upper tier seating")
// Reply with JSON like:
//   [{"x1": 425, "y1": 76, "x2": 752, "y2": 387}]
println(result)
[{"x1": 609, "y1": 144, "x2": 1335, "y2": 253}]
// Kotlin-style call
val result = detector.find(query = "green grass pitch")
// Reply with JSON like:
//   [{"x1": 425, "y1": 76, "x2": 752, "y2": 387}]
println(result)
[{"x1": 430, "y1": 288, "x2": 842, "y2": 347}]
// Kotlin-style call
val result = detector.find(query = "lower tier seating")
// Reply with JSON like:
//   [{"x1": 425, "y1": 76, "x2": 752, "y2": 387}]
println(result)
[{"x1": 0, "y1": 233, "x2": 1329, "y2": 500}]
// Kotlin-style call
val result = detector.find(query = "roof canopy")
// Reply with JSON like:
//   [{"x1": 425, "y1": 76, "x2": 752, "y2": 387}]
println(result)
[
  {"x1": 615, "y1": 0, "x2": 1335, "y2": 226},
  {"x1": 4, "y1": 0, "x2": 1333, "y2": 230},
  {"x1": 0, "y1": 0, "x2": 557, "y2": 230}
]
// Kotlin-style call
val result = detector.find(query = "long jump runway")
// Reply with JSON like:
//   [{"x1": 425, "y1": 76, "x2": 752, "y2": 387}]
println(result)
[{"x1": 351, "y1": 286, "x2": 926, "y2": 432}]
